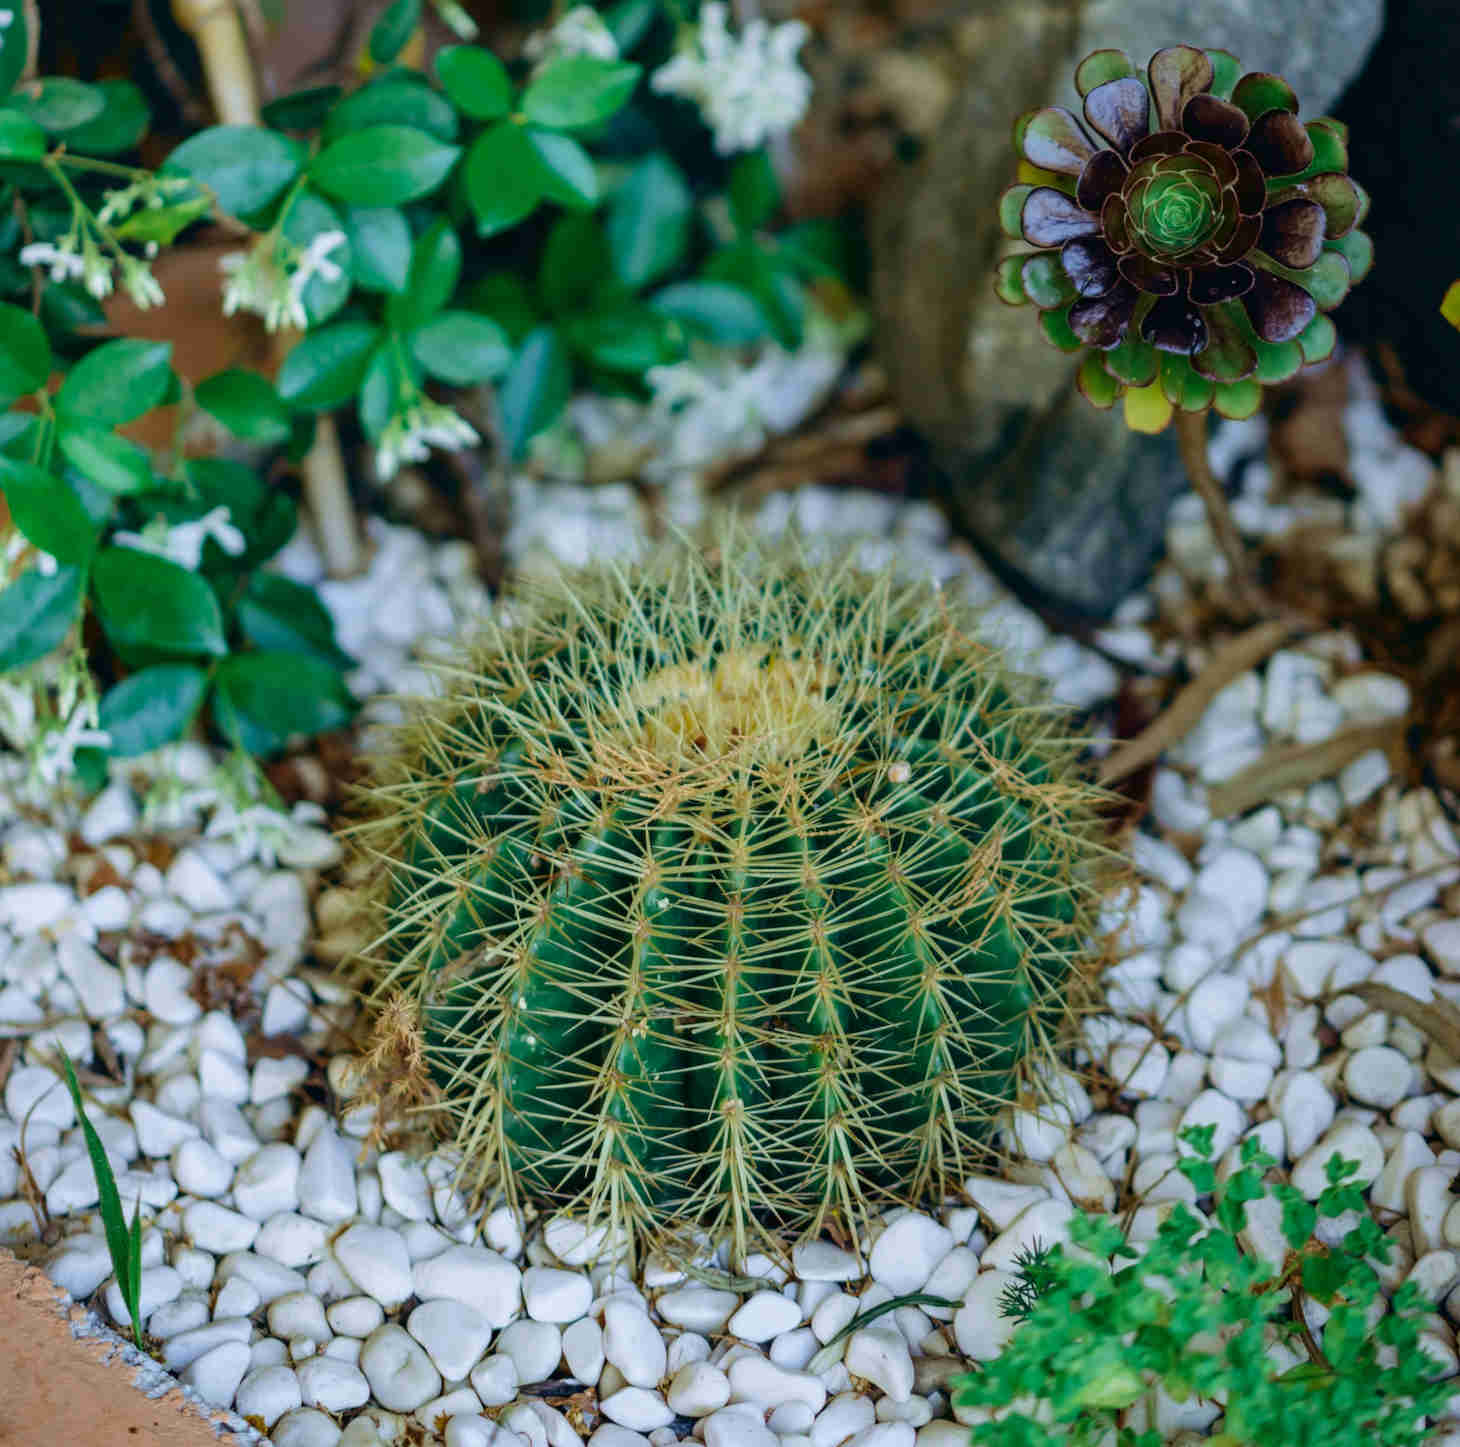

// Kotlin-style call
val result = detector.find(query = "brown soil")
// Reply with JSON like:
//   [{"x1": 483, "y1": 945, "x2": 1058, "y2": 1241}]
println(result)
[{"x1": 0, "y1": 1249, "x2": 235, "y2": 1446}]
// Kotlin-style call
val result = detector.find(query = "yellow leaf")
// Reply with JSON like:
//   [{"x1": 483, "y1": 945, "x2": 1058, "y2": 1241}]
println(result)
[
  {"x1": 1016, "y1": 159, "x2": 1067, "y2": 189},
  {"x1": 1443, "y1": 280, "x2": 1460, "y2": 332},
  {"x1": 1123, "y1": 380, "x2": 1174, "y2": 434}
]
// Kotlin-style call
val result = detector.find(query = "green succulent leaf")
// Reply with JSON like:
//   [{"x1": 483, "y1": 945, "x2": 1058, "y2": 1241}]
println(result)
[
  {"x1": 1076, "y1": 351, "x2": 1120, "y2": 408},
  {"x1": 1204, "y1": 49, "x2": 1242, "y2": 101},
  {"x1": 1020, "y1": 252, "x2": 1076, "y2": 310},
  {"x1": 1296, "y1": 312, "x2": 1336, "y2": 365},
  {"x1": 1252, "y1": 336, "x2": 1304, "y2": 384},
  {"x1": 1039, "y1": 305, "x2": 1083, "y2": 353},
  {"x1": 1159, "y1": 352, "x2": 1216, "y2": 412},
  {"x1": 1212, "y1": 376, "x2": 1263, "y2": 419},
  {"x1": 1074, "y1": 50, "x2": 1137, "y2": 98},
  {"x1": 993, "y1": 255, "x2": 1027, "y2": 306},
  {"x1": 1230, "y1": 71, "x2": 1298, "y2": 122},
  {"x1": 1326, "y1": 230, "x2": 1372, "y2": 287},
  {"x1": 1104, "y1": 335, "x2": 1159, "y2": 386},
  {"x1": 998, "y1": 185, "x2": 1035, "y2": 241}
]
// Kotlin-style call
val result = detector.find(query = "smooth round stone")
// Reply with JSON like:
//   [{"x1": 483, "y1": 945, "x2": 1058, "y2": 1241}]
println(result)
[
  {"x1": 769, "y1": 1400, "x2": 816, "y2": 1433},
  {"x1": 148, "y1": 1294, "x2": 210, "y2": 1342},
  {"x1": 214, "y1": 1277, "x2": 261, "y2": 1319},
  {"x1": 600, "y1": 1387, "x2": 674, "y2": 1431},
  {"x1": 413, "y1": 1244, "x2": 523, "y2": 1328},
  {"x1": 603, "y1": 1299, "x2": 667, "y2": 1387},
  {"x1": 813, "y1": 1393, "x2": 875, "y2": 1446},
  {"x1": 182, "y1": 1200, "x2": 259, "y2": 1254},
  {"x1": 216, "y1": 1250, "x2": 309, "y2": 1304},
  {"x1": 414, "y1": 1387, "x2": 484, "y2": 1428},
  {"x1": 655, "y1": 1287, "x2": 738, "y2": 1333},
  {"x1": 250, "y1": 1339, "x2": 290, "y2": 1371},
  {"x1": 252, "y1": 1056, "x2": 310, "y2": 1105},
  {"x1": 522, "y1": 1266, "x2": 593, "y2": 1323},
  {"x1": 845, "y1": 1328, "x2": 914, "y2": 1403},
  {"x1": 727, "y1": 1356, "x2": 826, "y2": 1414},
  {"x1": 376, "y1": 1151, "x2": 433, "y2": 1222},
  {"x1": 469, "y1": 1353, "x2": 520, "y2": 1407},
  {"x1": 1344, "y1": 1045, "x2": 1413, "y2": 1109},
  {"x1": 296, "y1": 1125, "x2": 358, "y2": 1224},
  {"x1": 445, "y1": 1417, "x2": 530, "y2": 1447},
  {"x1": 270, "y1": 1408, "x2": 343, "y2": 1447},
  {"x1": 269, "y1": 1292, "x2": 330, "y2": 1343},
  {"x1": 791, "y1": 1241, "x2": 861, "y2": 1283},
  {"x1": 298, "y1": 1354, "x2": 372, "y2": 1412},
  {"x1": 868, "y1": 1215, "x2": 952, "y2": 1296},
  {"x1": 769, "y1": 1327, "x2": 818, "y2": 1371},
  {"x1": 583, "y1": 1428, "x2": 651, "y2": 1447},
  {"x1": 255, "y1": 1213, "x2": 329, "y2": 1269},
  {"x1": 359, "y1": 1324, "x2": 442, "y2": 1412},
  {"x1": 182, "y1": 1339, "x2": 252, "y2": 1407},
  {"x1": 1292, "y1": 1119, "x2": 1385, "y2": 1199},
  {"x1": 325, "y1": 1337, "x2": 363, "y2": 1365},
  {"x1": 563, "y1": 1316, "x2": 605, "y2": 1384},
  {"x1": 727, "y1": 1292, "x2": 801, "y2": 1344},
  {"x1": 199, "y1": 1048, "x2": 250, "y2": 1105},
  {"x1": 233, "y1": 1144, "x2": 302, "y2": 1220},
  {"x1": 6, "y1": 1066, "x2": 74, "y2": 1131},
  {"x1": 407, "y1": 1298, "x2": 493, "y2": 1382},
  {"x1": 327, "y1": 1295, "x2": 385, "y2": 1339},
  {"x1": 704, "y1": 1406, "x2": 778, "y2": 1447},
  {"x1": 953, "y1": 1272, "x2": 1019, "y2": 1360},
  {"x1": 236, "y1": 1364, "x2": 302, "y2": 1428},
  {"x1": 173, "y1": 1137, "x2": 233, "y2": 1198},
  {"x1": 144, "y1": 958, "x2": 202, "y2": 1024},
  {"x1": 497, "y1": 1319, "x2": 562, "y2": 1386},
  {"x1": 334, "y1": 1224, "x2": 413, "y2": 1309},
  {"x1": 666, "y1": 1361, "x2": 731, "y2": 1417},
  {"x1": 130, "y1": 1099, "x2": 199, "y2": 1157},
  {"x1": 163, "y1": 1319, "x2": 254, "y2": 1372},
  {"x1": 811, "y1": 1294, "x2": 858, "y2": 1346},
  {"x1": 846, "y1": 1426, "x2": 914, "y2": 1446}
]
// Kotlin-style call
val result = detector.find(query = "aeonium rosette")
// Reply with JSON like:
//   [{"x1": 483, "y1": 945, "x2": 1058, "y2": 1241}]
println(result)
[{"x1": 996, "y1": 44, "x2": 1372, "y2": 430}]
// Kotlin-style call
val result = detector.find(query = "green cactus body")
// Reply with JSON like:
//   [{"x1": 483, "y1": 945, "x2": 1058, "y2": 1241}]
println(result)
[{"x1": 354, "y1": 536, "x2": 1109, "y2": 1262}]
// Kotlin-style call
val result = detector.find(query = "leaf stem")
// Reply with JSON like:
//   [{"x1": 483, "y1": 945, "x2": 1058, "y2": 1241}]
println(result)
[{"x1": 1172, "y1": 408, "x2": 1265, "y2": 617}]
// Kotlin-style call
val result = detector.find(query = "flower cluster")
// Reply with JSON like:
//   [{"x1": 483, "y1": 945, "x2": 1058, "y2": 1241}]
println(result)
[
  {"x1": 112, "y1": 505, "x2": 246, "y2": 572},
  {"x1": 523, "y1": 5, "x2": 619, "y2": 66},
  {"x1": 19, "y1": 236, "x2": 163, "y2": 310},
  {"x1": 997, "y1": 45, "x2": 1373, "y2": 430},
  {"x1": 651, "y1": 1, "x2": 812, "y2": 154},
  {"x1": 220, "y1": 229, "x2": 347, "y2": 334},
  {"x1": 375, "y1": 398, "x2": 480, "y2": 481}
]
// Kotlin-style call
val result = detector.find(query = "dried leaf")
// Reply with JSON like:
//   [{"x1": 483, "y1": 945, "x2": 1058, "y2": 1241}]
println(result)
[
  {"x1": 1350, "y1": 981, "x2": 1460, "y2": 1061},
  {"x1": 1207, "y1": 719, "x2": 1407, "y2": 817}
]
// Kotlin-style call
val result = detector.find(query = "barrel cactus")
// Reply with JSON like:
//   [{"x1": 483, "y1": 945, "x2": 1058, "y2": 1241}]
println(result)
[{"x1": 349, "y1": 532, "x2": 1111, "y2": 1264}]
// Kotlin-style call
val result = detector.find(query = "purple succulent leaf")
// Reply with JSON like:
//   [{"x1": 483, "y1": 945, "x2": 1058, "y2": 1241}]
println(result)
[
  {"x1": 1147, "y1": 45, "x2": 1214, "y2": 131},
  {"x1": 1241, "y1": 267, "x2": 1317, "y2": 342},
  {"x1": 1259, "y1": 198, "x2": 1326, "y2": 269},
  {"x1": 1214, "y1": 213, "x2": 1262, "y2": 265},
  {"x1": 1129, "y1": 130, "x2": 1188, "y2": 162},
  {"x1": 1068, "y1": 280, "x2": 1140, "y2": 348},
  {"x1": 1118, "y1": 253, "x2": 1180, "y2": 296},
  {"x1": 1181, "y1": 94, "x2": 1250, "y2": 151},
  {"x1": 1060, "y1": 236, "x2": 1120, "y2": 297},
  {"x1": 1183, "y1": 139, "x2": 1238, "y2": 187},
  {"x1": 1021, "y1": 107, "x2": 1101, "y2": 176},
  {"x1": 1245, "y1": 109, "x2": 1315, "y2": 178},
  {"x1": 1021, "y1": 187, "x2": 1101, "y2": 246},
  {"x1": 1082, "y1": 77, "x2": 1151, "y2": 154},
  {"x1": 1100, "y1": 193, "x2": 1134, "y2": 253},
  {"x1": 1076, "y1": 149, "x2": 1129, "y2": 212},
  {"x1": 1188, "y1": 262, "x2": 1255, "y2": 304},
  {"x1": 1140, "y1": 291, "x2": 1209, "y2": 354}
]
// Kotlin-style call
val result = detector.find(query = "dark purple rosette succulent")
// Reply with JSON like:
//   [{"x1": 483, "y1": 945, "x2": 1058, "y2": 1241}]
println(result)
[{"x1": 995, "y1": 45, "x2": 1372, "y2": 430}]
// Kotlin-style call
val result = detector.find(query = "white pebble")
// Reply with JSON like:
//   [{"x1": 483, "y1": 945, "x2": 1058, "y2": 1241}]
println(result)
[
  {"x1": 183, "y1": 1200, "x2": 259, "y2": 1254},
  {"x1": 143, "y1": 957, "x2": 202, "y2": 1025},
  {"x1": 600, "y1": 1387, "x2": 674, "y2": 1431},
  {"x1": 1344, "y1": 1045, "x2": 1413, "y2": 1108},
  {"x1": 296, "y1": 1125, "x2": 357, "y2": 1223},
  {"x1": 269, "y1": 1292, "x2": 330, "y2": 1343},
  {"x1": 334, "y1": 1223, "x2": 413, "y2": 1309},
  {"x1": 604, "y1": 1298, "x2": 668, "y2": 1386},
  {"x1": 359, "y1": 1323, "x2": 442, "y2": 1412},
  {"x1": 667, "y1": 1361, "x2": 730, "y2": 1416},
  {"x1": 216, "y1": 1250, "x2": 308, "y2": 1303},
  {"x1": 298, "y1": 1354, "x2": 372, "y2": 1412},
  {"x1": 236, "y1": 1364, "x2": 303, "y2": 1428},
  {"x1": 953, "y1": 1272, "x2": 1018, "y2": 1360},
  {"x1": 497, "y1": 1319, "x2": 562, "y2": 1384},
  {"x1": 845, "y1": 1327, "x2": 914, "y2": 1402},
  {"x1": 271, "y1": 1408, "x2": 343, "y2": 1447},
  {"x1": 563, "y1": 1316, "x2": 605, "y2": 1384},
  {"x1": 233, "y1": 1143, "x2": 302, "y2": 1220},
  {"x1": 182, "y1": 1339, "x2": 251, "y2": 1407},
  {"x1": 727, "y1": 1291, "x2": 801, "y2": 1345},
  {"x1": 173, "y1": 1137, "x2": 233, "y2": 1198},
  {"x1": 413, "y1": 1244, "x2": 523, "y2": 1328},
  {"x1": 1292, "y1": 1119, "x2": 1385, "y2": 1199},
  {"x1": 869, "y1": 1214, "x2": 952, "y2": 1296},
  {"x1": 470, "y1": 1353, "x2": 520, "y2": 1407},
  {"x1": 726, "y1": 1355, "x2": 826, "y2": 1413},
  {"x1": 523, "y1": 1265, "x2": 593, "y2": 1323},
  {"x1": 327, "y1": 1295, "x2": 385, "y2": 1338},
  {"x1": 408, "y1": 1298, "x2": 493, "y2": 1382}
]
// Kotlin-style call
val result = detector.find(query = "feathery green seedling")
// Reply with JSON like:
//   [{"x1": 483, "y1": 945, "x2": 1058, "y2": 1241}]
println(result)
[
  {"x1": 349, "y1": 525, "x2": 1117, "y2": 1266},
  {"x1": 952, "y1": 1128, "x2": 1450, "y2": 1446},
  {"x1": 58, "y1": 1050, "x2": 144, "y2": 1351}
]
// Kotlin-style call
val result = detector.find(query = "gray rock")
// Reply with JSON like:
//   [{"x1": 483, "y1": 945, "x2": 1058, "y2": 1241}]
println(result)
[{"x1": 869, "y1": 0, "x2": 1382, "y2": 617}]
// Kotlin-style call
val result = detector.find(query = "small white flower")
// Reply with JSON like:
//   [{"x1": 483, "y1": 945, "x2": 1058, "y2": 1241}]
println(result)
[
  {"x1": 524, "y1": 5, "x2": 619, "y2": 65},
  {"x1": 113, "y1": 506, "x2": 246, "y2": 572},
  {"x1": 18, "y1": 241, "x2": 84, "y2": 284},
  {"x1": 651, "y1": 1, "x2": 811, "y2": 154},
  {"x1": 120, "y1": 255, "x2": 164, "y2": 310},
  {"x1": 221, "y1": 236, "x2": 307, "y2": 333},
  {"x1": 375, "y1": 399, "x2": 480, "y2": 480},
  {"x1": 32, "y1": 704, "x2": 110, "y2": 789},
  {"x1": 0, "y1": 678, "x2": 36, "y2": 753},
  {"x1": 0, "y1": 11, "x2": 14, "y2": 29}
]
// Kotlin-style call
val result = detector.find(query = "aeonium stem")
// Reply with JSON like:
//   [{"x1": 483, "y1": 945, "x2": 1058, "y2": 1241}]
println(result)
[{"x1": 1173, "y1": 408, "x2": 1266, "y2": 618}]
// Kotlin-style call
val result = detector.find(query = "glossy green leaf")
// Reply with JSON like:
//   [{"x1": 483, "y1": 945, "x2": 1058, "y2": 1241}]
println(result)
[
  {"x1": 261, "y1": 85, "x2": 343, "y2": 132},
  {"x1": 1159, "y1": 352, "x2": 1216, "y2": 411},
  {"x1": 565, "y1": 304, "x2": 677, "y2": 374},
  {"x1": 409, "y1": 310, "x2": 512, "y2": 385},
  {"x1": 344, "y1": 206, "x2": 412, "y2": 293},
  {"x1": 1104, "y1": 335, "x2": 1159, "y2": 386},
  {"x1": 63, "y1": 79, "x2": 149, "y2": 155},
  {"x1": 280, "y1": 189, "x2": 353, "y2": 325},
  {"x1": 0, "y1": 4, "x2": 29, "y2": 95},
  {"x1": 993, "y1": 255, "x2": 1026, "y2": 306},
  {"x1": 1230, "y1": 71, "x2": 1298, "y2": 122},
  {"x1": 538, "y1": 214, "x2": 610, "y2": 316},
  {"x1": 1213, "y1": 376, "x2": 1263, "y2": 419},
  {"x1": 277, "y1": 322, "x2": 381, "y2": 410},
  {"x1": 0, "y1": 459, "x2": 96, "y2": 565},
  {"x1": 650, "y1": 281, "x2": 767, "y2": 344},
  {"x1": 500, "y1": 326, "x2": 572, "y2": 459},
  {"x1": 1039, "y1": 305, "x2": 1083, "y2": 353},
  {"x1": 1204, "y1": 49, "x2": 1242, "y2": 102},
  {"x1": 92, "y1": 548, "x2": 228, "y2": 659},
  {"x1": 729, "y1": 150, "x2": 780, "y2": 234},
  {"x1": 112, "y1": 193, "x2": 212, "y2": 247},
  {"x1": 386, "y1": 219, "x2": 460, "y2": 330},
  {"x1": 464, "y1": 271, "x2": 539, "y2": 344},
  {"x1": 1074, "y1": 50, "x2": 1137, "y2": 98},
  {"x1": 1297, "y1": 312, "x2": 1336, "y2": 365},
  {"x1": 1020, "y1": 253, "x2": 1076, "y2": 310},
  {"x1": 212, "y1": 651, "x2": 355, "y2": 757},
  {"x1": 465, "y1": 121, "x2": 545, "y2": 237},
  {"x1": 1326, "y1": 230, "x2": 1372, "y2": 286},
  {"x1": 56, "y1": 339, "x2": 173, "y2": 426},
  {"x1": 310, "y1": 124, "x2": 460, "y2": 207},
  {"x1": 435, "y1": 45, "x2": 512, "y2": 120},
  {"x1": 0, "y1": 110, "x2": 46, "y2": 162},
  {"x1": 521, "y1": 55, "x2": 641, "y2": 131},
  {"x1": 98, "y1": 664, "x2": 209, "y2": 756},
  {"x1": 1076, "y1": 351, "x2": 1120, "y2": 408},
  {"x1": 164, "y1": 124, "x2": 304, "y2": 218},
  {"x1": 702, "y1": 241, "x2": 805, "y2": 350},
  {"x1": 195, "y1": 368, "x2": 292, "y2": 445},
  {"x1": 0, "y1": 566, "x2": 82, "y2": 672},
  {"x1": 369, "y1": 0, "x2": 422, "y2": 64},
  {"x1": 1253, "y1": 336, "x2": 1304, "y2": 384},
  {"x1": 237, "y1": 573, "x2": 351, "y2": 667},
  {"x1": 321, "y1": 78, "x2": 459, "y2": 144},
  {"x1": 607, "y1": 152, "x2": 691, "y2": 288},
  {"x1": 527, "y1": 129, "x2": 598, "y2": 210},
  {"x1": 998, "y1": 185, "x2": 1035, "y2": 240},
  {"x1": 0, "y1": 301, "x2": 50, "y2": 401},
  {"x1": 10, "y1": 78, "x2": 104, "y2": 133},
  {"x1": 57, "y1": 420, "x2": 151, "y2": 494}
]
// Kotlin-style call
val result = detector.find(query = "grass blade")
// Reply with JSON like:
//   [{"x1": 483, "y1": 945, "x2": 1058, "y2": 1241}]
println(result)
[{"x1": 56, "y1": 1049, "x2": 145, "y2": 1349}]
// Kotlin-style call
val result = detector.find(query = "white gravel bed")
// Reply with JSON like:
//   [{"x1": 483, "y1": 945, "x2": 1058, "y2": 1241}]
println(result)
[{"x1": 4, "y1": 353, "x2": 1460, "y2": 1446}]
